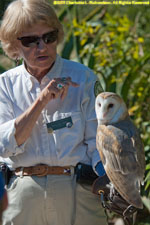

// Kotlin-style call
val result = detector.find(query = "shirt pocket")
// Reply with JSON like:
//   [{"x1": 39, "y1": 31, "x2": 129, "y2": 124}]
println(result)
[{"x1": 53, "y1": 112, "x2": 85, "y2": 154}]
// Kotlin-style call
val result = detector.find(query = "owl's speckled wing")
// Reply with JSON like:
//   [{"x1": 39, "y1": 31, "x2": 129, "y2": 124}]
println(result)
[{"x1": 96, "y1": 116, "x2": 145, "y2": 208}]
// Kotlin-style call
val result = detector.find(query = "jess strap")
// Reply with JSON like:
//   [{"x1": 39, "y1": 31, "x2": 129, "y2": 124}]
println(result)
[{"x1": 15, "y1": 165, "x2": 71, "y2": 176}]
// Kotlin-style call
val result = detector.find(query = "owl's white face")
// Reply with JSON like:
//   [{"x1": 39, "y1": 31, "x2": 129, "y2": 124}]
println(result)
[{"x1": 95, "y1": 92, "x2": 128, "y2": 125}]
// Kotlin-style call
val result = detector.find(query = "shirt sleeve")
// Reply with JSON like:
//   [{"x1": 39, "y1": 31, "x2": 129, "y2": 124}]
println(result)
[
  {"x1": 0, "y1": 77, "x2": 25, "y2": 158},
  {"x1": 81, "y1": 69, "x2": 103, "y2": 170}
]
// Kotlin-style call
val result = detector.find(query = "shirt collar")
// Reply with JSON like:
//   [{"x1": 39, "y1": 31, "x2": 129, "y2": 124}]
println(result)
[{"x1": 46, "y1": 54, "x2": 63, "y2": 80}]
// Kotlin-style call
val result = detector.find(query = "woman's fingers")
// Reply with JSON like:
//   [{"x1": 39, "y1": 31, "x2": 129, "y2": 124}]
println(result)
[
  {"x1": 49, "y1": 81, "x2": 61, "y2": 99},
  {"x1": 57, "y1": 77, "x2": 79, "y2": 100},
  {"x1": 60, "y1": 77, "x2": 79, "y2": 87},
  {"x1": 44, "y1": 77, "x2": 79, "y2": 102},
  {"x1": 60, "y1": 85, "x2": 69, "y2": 100}
]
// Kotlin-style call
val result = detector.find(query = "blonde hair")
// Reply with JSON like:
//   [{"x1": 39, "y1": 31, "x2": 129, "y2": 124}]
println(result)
[{"x1": 0, "y1": 0, "x2": 64, "y2": 59}]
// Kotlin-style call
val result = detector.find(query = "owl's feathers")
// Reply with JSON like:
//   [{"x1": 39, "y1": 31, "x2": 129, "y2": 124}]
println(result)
[{"x1": 95, "y1": 92, "x2": 145, "y2": 209}]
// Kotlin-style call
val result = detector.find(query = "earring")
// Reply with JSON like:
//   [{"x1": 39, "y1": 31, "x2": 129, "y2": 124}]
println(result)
[{"x1": 15, "y1": 58, "x2": 19, "y2": 66}]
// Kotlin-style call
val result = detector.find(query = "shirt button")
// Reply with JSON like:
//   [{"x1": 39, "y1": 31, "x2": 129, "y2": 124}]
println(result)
[{"x1": 66, "y1": 122, "x2": 73, "y2": 128}]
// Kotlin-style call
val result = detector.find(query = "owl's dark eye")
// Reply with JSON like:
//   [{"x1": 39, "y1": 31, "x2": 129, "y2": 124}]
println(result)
[
  {"x1": 98, "y1": 103, "x2": 101, "y2": 107},
  {"x1": 108, "y1": 103, "x2": 114, "y2": 108}
]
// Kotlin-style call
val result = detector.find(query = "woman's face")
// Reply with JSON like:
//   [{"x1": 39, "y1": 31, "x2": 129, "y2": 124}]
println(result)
[{"x1": 17, "y1": 22, "x2": 57, "y2": 80}]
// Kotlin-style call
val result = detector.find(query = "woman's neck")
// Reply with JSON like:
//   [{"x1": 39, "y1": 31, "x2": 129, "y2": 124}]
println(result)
[{"x1": 25, "y1": 62, "x2": 54, "y2": 83}]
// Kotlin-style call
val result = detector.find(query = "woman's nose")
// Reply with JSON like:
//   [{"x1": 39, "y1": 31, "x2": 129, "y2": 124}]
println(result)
[{"x1": 36, "y1": 39, "x2": 46, "y2": 49}]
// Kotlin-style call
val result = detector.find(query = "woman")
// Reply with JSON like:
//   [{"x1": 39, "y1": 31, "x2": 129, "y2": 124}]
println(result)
[{"x1": 0, "y1": 0, "x2": 106, "y2": 224}]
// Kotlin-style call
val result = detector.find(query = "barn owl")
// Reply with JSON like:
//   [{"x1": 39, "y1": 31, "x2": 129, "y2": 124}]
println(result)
[{"x1": 95, "y1": 92, "x2": 145, "y2": 209}]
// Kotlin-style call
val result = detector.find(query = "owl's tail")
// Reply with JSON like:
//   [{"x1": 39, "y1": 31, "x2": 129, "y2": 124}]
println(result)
[{"x1": 106, "y1": 168, "x2": 143, "y2": 209}]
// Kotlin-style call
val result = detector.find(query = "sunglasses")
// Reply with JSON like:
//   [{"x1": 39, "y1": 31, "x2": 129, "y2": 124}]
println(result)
[{"x1": 17, "y1": 29, "x2": 58, "y2": 47}]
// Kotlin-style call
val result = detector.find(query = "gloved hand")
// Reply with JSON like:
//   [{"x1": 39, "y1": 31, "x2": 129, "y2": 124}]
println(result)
[
  {"x1": 95, "y1": 161, "x2": 106, "y2": 177},
  {"x1": 92, "y1": 175, "x2": 137, "y2": 225}
]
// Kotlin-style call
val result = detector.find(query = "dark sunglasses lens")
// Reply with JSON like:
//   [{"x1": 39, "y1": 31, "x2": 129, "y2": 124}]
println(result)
[
  {"x1": 20, "y1": 36, "x2": 38, "y2": 47},
  {"x1": 18, "y1": 30, "x2": 58, "y2": 47},
  {"x1": 43, "y1": 30, "x2": 58, "y2": 44}
]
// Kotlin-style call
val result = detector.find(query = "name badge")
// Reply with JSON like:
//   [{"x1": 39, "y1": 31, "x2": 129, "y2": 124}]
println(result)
[{"x1": 46, "y1": 116, "x2": 73, "y2": 133}]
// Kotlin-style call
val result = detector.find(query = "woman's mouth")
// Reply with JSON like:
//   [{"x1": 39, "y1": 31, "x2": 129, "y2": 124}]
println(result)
[{"x1": 37, "y1": 56, "x2": 49, "y2": 61}]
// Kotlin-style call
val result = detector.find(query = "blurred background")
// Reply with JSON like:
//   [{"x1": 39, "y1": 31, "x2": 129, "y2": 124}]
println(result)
[{"x1": 0, "y1": 1, "x2": 150, "y2": 224}]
